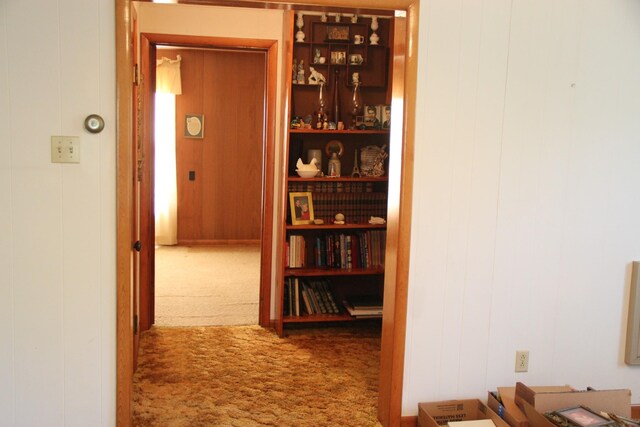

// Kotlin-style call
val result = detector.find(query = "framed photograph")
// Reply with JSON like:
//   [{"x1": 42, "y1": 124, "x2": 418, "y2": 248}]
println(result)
[
  {"x1": 330, "y1": 51, "x2": 346, "y2": 65},
  {"x1": 363, "y1": 105, "x2": 380, "y2": 129},
  {"x1": 289, "y1": 192, "x2": 314, "y2": 225},
  {"x1": 555, "y1": 407, "x2": 613, "y2": 427},
  {"x1": 184, "y1": 114, "x2": 204, "y2": 138},
  {"x1": 326, "y1": 25, "x2": 349, "y2": 42},
  {"x1": 381, "y1": 105, "x2": 391, "y2": 129}
]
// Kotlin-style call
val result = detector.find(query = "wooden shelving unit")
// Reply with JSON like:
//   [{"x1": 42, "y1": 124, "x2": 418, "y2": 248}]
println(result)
[{"x1": 276, "y1": 12, "x2": 393, "y2": 337}]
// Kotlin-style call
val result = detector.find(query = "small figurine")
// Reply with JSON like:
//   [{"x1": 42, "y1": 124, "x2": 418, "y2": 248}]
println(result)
[
  {"x1": 314, "y1": 48, "x2": 322, "y2": 64},
  {"x1": 296, "y1": 12, "x2": 305, "y2": 42},
  {"x1": 351, "y1": 14, "x2": 358, "y2": 23},
  {"x1": 308, "y1": 67, "x2": 326, "y2": 85},
  {"x1": 297, "y1": 60, "x2": 305, "y2": 84},
  {"x1": 351, "y1": 149, "x2": 361, "y2": 178},
  {"x1": 292, "y1": 59, "x2": 298, "y2": 82}
]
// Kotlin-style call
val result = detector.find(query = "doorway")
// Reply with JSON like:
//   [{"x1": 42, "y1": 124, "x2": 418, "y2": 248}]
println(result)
[
  {"x1": 153, "y1": 46, "x2": 266, "y2": 327},
  {"x1": 137, "y1": 32, "x2": 278, "y2": 334},
  {"x1": 116, "y1": 2, "x2": 418, "y2": 426}
]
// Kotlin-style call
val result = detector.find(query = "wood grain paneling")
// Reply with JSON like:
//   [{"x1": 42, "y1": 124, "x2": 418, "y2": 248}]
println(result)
[{"x1": 168, "y1": 48, "x2": 266, "y2": 242}]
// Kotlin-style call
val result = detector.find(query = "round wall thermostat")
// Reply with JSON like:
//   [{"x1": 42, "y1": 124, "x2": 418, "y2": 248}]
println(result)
[{"x1": 84, "y1": 114, "x2": 105, "y2": 133}]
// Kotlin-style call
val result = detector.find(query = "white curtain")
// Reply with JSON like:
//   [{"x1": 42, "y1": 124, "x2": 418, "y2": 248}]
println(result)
[{"x1": 154, "y1": 56, "x2": 182, "y2": 245}]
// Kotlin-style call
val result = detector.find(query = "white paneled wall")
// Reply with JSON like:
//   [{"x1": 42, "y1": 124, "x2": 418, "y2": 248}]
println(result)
[
  {"x1": 0, "y1": 0, "x2": 116, "y2": 425},
  {"x1": 404, "y1": 0, "x2": 640, "y2": 415}
]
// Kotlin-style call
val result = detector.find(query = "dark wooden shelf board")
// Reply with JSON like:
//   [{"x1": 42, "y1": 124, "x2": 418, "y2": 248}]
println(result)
[
  {"x1": 285, "y1": 267, "x2": 384, "y2": 277},
  {"x1": 286, "y1": 223, "x2": 386, "y2": 230},
  {"x1": 283, "y1": 313, "x2": 355, "y2": 323},
  {"x1": 287, "y1": 176, "x2": 388, "y2": 182},
  {"x1": 289, "y1": 129, "x2": 389, "y2": 135}
]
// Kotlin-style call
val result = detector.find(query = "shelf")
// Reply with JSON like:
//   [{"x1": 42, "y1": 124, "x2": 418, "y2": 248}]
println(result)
[
  {"x1": 289, "y1": 129, "x2": 389, "y2": 135},
  {"x1": 283, "y1": 313, "x2": 356, "y2": 323},
  {"x1": 286, "y1": 223, "x2": 386, "y2": 230},
  {"x1": 285, "y1": 267, "x2": 384, "y2": 277},
  {"x1": 288, "y1": 176, "x2": 388, "y2": 182}
]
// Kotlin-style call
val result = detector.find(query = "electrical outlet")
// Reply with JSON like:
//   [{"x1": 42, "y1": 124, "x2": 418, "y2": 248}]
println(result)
[{"x1": 515, "y1": 350, "x2": 529, "y2": 372}]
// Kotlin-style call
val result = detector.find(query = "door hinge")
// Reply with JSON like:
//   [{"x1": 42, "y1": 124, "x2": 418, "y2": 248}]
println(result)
[
  {"x1": 133, "y1": 314, "x2": 139, "y2": 334},
  {"x1": 133, "y1": 63, "x2": 139, "y2": 86}
]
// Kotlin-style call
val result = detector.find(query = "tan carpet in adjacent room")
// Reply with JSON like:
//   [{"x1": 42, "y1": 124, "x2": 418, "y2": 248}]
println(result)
[
  {"x1": 133, "y1": 325, "x2": 382, "y2": 427},
  {"x1": 155, "y1": 245, "x2": 260, "y2": 326}
]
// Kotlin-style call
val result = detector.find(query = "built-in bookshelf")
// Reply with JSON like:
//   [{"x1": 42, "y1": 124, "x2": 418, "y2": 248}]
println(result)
[{"x1": 276, "y1": 11, "x2": 393, "y2": 337}]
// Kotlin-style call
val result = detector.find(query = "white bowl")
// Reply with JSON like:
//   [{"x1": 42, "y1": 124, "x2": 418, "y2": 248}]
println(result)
[{"x1": 296, "y1": 169, "x2": 319, "y2": 178}]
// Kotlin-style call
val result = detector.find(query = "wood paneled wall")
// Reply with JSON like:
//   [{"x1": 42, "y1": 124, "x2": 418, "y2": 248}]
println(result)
[{"x1": 163, "y1": 48, "x2": 265, "y2": 243}]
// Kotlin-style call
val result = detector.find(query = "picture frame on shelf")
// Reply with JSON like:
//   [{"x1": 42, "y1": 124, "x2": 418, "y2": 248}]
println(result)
[
  {"x1": 552, "y1": 406, "x2": 613, "y2": 427},
  {"x1": 289, "y1": 192, "x2": 315, "y2": 225},
  {"x1": 330, "y1": 50, "x2": 346, "y2": 65},
  {"x1": 326, "y1": 24, "x2": 349, "y2": 42},
  {"x1": 363, "y1": 105, "x2": 380, "y2": 129}
]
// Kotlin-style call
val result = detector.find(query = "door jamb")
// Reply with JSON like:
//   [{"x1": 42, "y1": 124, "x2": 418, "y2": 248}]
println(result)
[{"x1": 137, "y1": 32, "x2": 276, "y2": 331}]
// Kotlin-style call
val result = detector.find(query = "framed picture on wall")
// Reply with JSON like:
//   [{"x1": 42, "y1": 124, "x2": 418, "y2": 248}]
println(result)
[
  {"x1": 289, "y1": 192, "x2": 314, "y2": 225},
  {"x1": 184, "y1": 114, "x2": 204, "y2": 138}
]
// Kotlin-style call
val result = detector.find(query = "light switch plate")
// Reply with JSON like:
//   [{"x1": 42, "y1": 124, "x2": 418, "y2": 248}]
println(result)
[{"x1": 51, "y1": 136, "x2": 80, "y2": 163}]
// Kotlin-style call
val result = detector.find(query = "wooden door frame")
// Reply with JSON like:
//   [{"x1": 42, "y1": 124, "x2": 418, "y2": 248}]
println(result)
[
  {"x1": 116, "y1": 1, "x2": 418, "y2": 426},
  {"x1": 137, "y1": 32, "x2": 277, "y2": 332}
]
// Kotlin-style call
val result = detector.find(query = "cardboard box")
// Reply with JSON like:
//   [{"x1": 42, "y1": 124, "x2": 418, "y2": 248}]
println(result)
[
  {"x1": 514, "y1": 382, "x2": 631, "y2": 427},
  {"x1": 488, "y1": 386, "x2": 573, "y2": 427},
  {"x1": 419, "y1": 399, "x2": 511, "y2": 427}
]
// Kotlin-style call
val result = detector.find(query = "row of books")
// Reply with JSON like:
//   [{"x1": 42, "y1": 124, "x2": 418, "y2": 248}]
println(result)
[
  {"x1": 286, "y1": 230, "x2": 386, "y2": 270},
  {"x1": 284, "y1": 278, "x2": 341, "y2": 316},
  {"x1": 288, "y1": 181, "x2": 378, "y2": 193}
]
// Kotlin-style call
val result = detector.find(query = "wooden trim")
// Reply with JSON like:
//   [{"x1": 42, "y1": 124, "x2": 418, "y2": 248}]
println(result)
[
  {"x1": 177, "y1": 0, "x2": 411, "y2": 11},
  {"x1": 378, "y1": 3, "x2": 418, "y2": 427},
  {"x1": 138, "y1": 34, "x2": 156, "y2": 332},
  {"x1": 260, "y1": 40, "x2": 278, "y2": 327},
  {"x1": 143, "y1": 33, "x2": 276, "y2": 50},
  {"x1": 116, "y1": 0, "x2": 133, "y2": 425},
  {"x1": 273, "y1": 10, "x2": 295, "y2": 338},
  {"x1": 401, "y1": 416, "x2": 418, "y2": 427}
]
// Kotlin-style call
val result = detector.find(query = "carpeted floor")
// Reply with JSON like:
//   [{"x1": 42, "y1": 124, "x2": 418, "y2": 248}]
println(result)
[
  {"x1": 155, "y1": 245, "x2": 261, "y2": 326},
  {"x1": 133, "y1": 325, "x2": 382, "y2": 427}
]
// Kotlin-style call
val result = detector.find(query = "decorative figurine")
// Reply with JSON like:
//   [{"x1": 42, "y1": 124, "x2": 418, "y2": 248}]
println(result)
[
  {"x1": 292, "y1": 59, "x2": 297, "y2": 81},
  {"x1": 308, "y1": 67, "x2": 326, "y2": 85},
  {"x1": 370, "y1": 16, "x2": 379, "y2": 45},
  {"x1": 334, "y1": 213, "x2": 345, "y2": 225},
  {"x1": 314, "y1": 48, "x2": 322, "y2": 64},
  {"x1": 351, "y1": 149, "x2": 361, "y2": 178},
  {"x1": 296, "y1": 12, "x2": 305, "y2": 42},
  {"x1": 321, "y1": 13, "x2": 327, "y2": 22},
  {"x1": 297, "y1": 60, "x2": 305, "y2": 84},
  {"x1": 351, "y1": 14, "x2": 358, "y2": 23},
  {"x1": 335, "y1": 13, "x2": 341, "y2": 23}
]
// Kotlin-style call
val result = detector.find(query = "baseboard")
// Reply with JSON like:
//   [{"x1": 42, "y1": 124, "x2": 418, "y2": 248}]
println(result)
[
  {"x1": 177, "y1": 239, "x2": 260, "y2": 246},
  {"x1": 632, "y1": 404, "x2": 640, "y2": 419},
  {"x1": 401, "y1": 415, "x2": 417, "y2": 427}
]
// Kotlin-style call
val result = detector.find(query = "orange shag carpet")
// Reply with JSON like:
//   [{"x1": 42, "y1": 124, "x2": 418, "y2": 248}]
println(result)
[{"x1": 133, "y1": 325, "x2": 382, "y2": 426}]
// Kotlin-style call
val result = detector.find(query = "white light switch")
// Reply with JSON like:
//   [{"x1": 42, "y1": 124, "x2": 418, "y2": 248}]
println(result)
[{"x1": 51, "y1": 136, "x2": 80, "y2": 163}]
